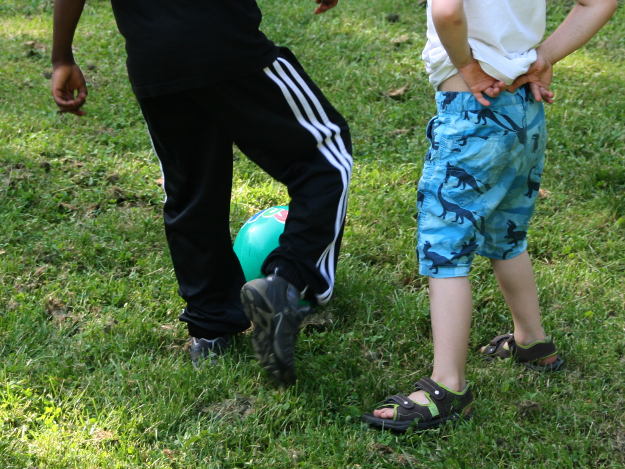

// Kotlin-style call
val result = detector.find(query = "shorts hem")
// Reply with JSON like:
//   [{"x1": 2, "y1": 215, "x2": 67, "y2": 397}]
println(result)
[
  {"x1": 478, "y1": 247, "x2": 526, "y2": 261},
  {"x1": 418, "y1": 265, "x2": 471, "y2": 278}
]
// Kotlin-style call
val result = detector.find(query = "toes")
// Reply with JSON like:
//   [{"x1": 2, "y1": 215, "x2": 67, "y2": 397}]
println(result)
[{"x1": 372, "y1": 408, "x2": 394, "y2": 419}]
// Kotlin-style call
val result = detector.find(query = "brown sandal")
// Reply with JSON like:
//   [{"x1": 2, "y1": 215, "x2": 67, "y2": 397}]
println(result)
[{"x1": 480, "y1": 333, "x2": 565, "y2": 371}]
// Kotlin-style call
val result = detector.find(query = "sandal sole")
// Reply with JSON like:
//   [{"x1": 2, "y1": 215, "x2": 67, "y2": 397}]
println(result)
[
  {"x1": 524, "y1": 356, "x2": 565, "y2": 372},
  {"x1": 362, "y1": 411, "x2": 471, "y2": 433}
]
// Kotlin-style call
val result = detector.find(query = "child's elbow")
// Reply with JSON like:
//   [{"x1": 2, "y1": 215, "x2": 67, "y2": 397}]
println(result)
[
  {"x1": 579, "y1": 0, "x2": 618, "y2": 15},
  {"x1": 599, "y1": 0, "x2": 618, "y2": 19},
  {"x1": 431, "y1": 1, "x2": 464, "y2": 26}
]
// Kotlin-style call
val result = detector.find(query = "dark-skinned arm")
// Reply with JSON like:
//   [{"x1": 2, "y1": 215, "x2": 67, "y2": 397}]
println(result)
[{"x1": 51, "y1": 0, "x2": 88, "y2": 115}]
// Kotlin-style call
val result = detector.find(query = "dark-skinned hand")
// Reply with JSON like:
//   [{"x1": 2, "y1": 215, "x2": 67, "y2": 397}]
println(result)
[
  {"x1": 314, "y1": 0, "x2": 339, "y2": 14},
  {"x1": 51, "y1": 63, "x2": 87, "y2": 116}
]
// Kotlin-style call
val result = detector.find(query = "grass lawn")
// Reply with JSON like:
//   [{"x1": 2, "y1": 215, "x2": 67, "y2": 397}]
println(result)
[{"x1": 1, "y1": 0, "x2": 624, "y2": 467}]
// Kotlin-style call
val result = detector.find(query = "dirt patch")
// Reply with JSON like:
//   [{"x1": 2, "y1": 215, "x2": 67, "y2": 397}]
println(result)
[{"x1": 201, "y1": 394, "x2": 256, "y2": 422}]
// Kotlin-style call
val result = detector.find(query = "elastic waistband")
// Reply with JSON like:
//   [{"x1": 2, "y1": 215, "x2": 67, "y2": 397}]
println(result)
[{"x1": 435, "y1": 86, "x2": 529, "y2": 113}]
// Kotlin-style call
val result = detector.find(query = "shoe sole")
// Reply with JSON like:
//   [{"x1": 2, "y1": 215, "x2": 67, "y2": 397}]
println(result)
[{"x1": 241, "y1": 284, "x2": 295, "y2": 386}]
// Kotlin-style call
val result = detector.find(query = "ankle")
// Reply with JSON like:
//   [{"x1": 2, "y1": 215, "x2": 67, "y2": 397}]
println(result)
[
  {"x1": 513, "y1": 330, "x2": 547, "y2": 347},
  {"x1": 430, "y1": 373, "x2": 466, "y2": 393}
]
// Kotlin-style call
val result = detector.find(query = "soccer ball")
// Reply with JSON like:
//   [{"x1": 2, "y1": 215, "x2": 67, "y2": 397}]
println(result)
[{"x1": 233, "y1": 206, "x2": 288, "y2": 281}]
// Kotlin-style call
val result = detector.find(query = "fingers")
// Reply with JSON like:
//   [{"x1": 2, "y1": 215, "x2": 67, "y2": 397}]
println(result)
[
  {"x1": 529, "y1": 82, "x2": 555, "y2": 104},
  {"x1": 473, "y1": 91, "x2": 491, "y2": 107},
  {"x1": 541, "y1": 87, "x2": 555, "y2": 104},
  {"x1": 483, "y1": 80, "x2": 505, "y2": 98},
  {"x1": 314, "y1": 0, "x2": 338, "y2": 14},
  {"x1": 56, "y1": 104, "x2": 86, "y2": 116},
  {"x1": 530, "y1": 82, "x2": 542, "y2": 102},
  {"x1": 52, "y1": 92, "x2": 78, "y2": 109},
  {"x1": 483, "y1": 86, "x2": 498, "y2": 98},
  {"x1": 52, "y1": 87, "x2": 87, "y2": 115},
  {"x1": 60, "y1": 108, "x2": 86, "y2": 116},
  {"x1": 473, "y1": 79, "x2": 505, "y2": 105},
  {"x1": 458, "y1": 63, "x2": 504, "y2": 104},
  {"x1": 76, "y1": 83, "x2": 87, "y2": 102},
  {"x1": 51, "y1": 65, "x2": 88, "y2": 116},
  {"x1": 52, "y1": 89, "x2": 84, "y2": 108}
]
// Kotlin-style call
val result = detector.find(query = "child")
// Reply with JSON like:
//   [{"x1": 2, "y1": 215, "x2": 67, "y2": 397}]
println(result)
[
  {"x1": 51, "y1": 0, "x2": 350, "y2": 386},
  {"x1": 363, "y1": 0, "x2": 616, "y2": 432}
]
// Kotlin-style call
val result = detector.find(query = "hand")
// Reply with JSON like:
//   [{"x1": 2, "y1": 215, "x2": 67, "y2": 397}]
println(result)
[
  {"x1": 457, "y1": 60, "x2": 506, "y2": 106},
  {"x1": 314, "y1": 0, "x2": 338, "y2": 14},
  {"x1": 51, "y1": 63, "x2": 87, "y2": 116},
  {"x1": 507, "y1": 51, "x2": 554, "y2": 104}
]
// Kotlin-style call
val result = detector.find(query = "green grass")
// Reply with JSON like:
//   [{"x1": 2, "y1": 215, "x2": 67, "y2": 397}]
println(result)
[{"x1": 1, "y1": 0, "x2": 624, "y2": 467}]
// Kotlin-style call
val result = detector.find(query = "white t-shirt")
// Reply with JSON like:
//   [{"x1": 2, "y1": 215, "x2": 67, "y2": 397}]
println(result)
[{"x1": 422, "y1": 0, "x2": 546, "y2": 89}]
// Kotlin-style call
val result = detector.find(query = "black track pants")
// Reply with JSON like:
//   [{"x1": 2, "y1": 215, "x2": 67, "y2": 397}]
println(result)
[{"x1": 138, "y1": 48, "x2": 352, "y2": 337}]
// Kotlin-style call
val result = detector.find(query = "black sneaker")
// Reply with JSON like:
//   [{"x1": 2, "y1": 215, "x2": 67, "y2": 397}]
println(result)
[
  {"x1": 240, "y1": 274, "x2": 310, "y2": 386},
  {"x1": 188, "y1": 336, "x2": 230, "y2": 368}
]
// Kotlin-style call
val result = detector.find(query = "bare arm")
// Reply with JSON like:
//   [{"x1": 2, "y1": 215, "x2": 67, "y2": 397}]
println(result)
[
  {"x1": 51, "y1": 0, "x2": 88, "y2": 115},
  {"x1": 509, "y1": 0, "x2": 617, "y2": 102},
  {"x1": 431, "y1": 0, "x2": 504, "y2": 106},
  {"x1": 539, "y1": 0, "x2": 617, "y2": 65},
  {"x1": 431, "y1": 0, "x2": 472, "y2": 69}
]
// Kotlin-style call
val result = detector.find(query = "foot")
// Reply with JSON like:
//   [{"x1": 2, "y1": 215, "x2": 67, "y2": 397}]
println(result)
[
  {"x1": 372, "y1": 378, "x2": 464, "y2": 420},
  {"x1": 363, "y1": 378, "x2": 473, "y2": 432},
  {"x1": 188, "y1": 336, "x2": 231, "y2": 368},
  {"x1": 480, "y1": 333, "x2": 564, "y2": 371},
  {"x1": 240, "y1": 274, "x2": 310, "y2": 386}
]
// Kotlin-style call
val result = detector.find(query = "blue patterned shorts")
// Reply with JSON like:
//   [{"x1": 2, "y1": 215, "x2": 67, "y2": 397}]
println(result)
[{"x1": 417, "y1": 87, "x2": 546, "y2": 278}]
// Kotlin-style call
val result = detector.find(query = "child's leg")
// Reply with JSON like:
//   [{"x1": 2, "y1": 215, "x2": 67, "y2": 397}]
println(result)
[
  {"x1": 490, "y1": 250, "x2": 546, "y2": 345},
  {"x1": 373, "y1": 276, "x2": 472, "y2": 418},
  {"x1": 429, "y1": 277, "x2": 472, "y2": 391},
  {"x1": 489, "y1": 251, "x2": 558, "y2": 365}
]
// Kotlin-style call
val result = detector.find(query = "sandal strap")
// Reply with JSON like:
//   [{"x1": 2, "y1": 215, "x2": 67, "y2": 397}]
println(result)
[
  {"x1": 515, "y1": 338, "x2": 557, "y2": 363},
  {"x1": 489, "y1": 333, "x2": 514, "y2": 346},
  {"x1": 414, "y1": 378, "x2": 474, "y2": 416},
  {"x1": 380, "y1": 394, "x2": 433, "y2": 422},
  {"x1": 384, "y1": 394, "x2": 416, "y2": 409},
  {"x1": 482, "y1": 333, "x2": 515, "y2": 359},
  {"x1": 414, "y1": 377, "x2": 447, "y2": 401}
]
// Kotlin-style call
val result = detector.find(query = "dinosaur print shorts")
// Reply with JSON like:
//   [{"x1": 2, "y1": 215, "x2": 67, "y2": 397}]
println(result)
[{"x1": 417, "y1": 86, "x2": 546, "y2": 278}]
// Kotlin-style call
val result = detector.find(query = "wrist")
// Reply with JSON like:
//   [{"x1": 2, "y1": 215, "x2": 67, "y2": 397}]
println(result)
[
  {"x1": 457, "y1": 58, "x2": 479, "y2": 74},
  {"x1": 453, "y1": 47, "x2": 475, "y2": 71},
  {"x1": 536, "y1": 44, "x2": 556, "y2": 66},
  {"x1": 52, "y1": 52, "x2": 75, "y2": 68}
]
